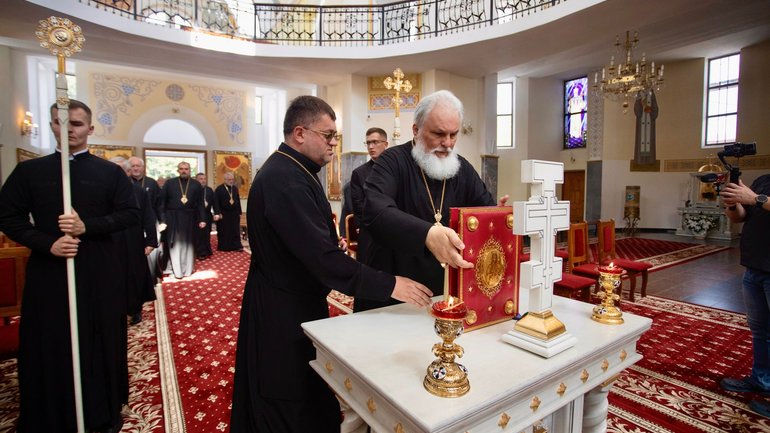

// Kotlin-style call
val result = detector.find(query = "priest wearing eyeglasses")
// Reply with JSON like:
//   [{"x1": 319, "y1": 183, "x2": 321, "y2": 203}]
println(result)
[
  {"x1": 347, "y1": 127, "x2": 389, "y2": 266},
  {"x1": 230, "y1": 95, "x2": 432, "y2": 433}
]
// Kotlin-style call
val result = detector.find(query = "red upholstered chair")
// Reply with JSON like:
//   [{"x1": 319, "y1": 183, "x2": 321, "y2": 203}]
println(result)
[
  {"x1": 344, "y1": 214, "x2": 358, "y2": 259},
  {"x1": 552, "y1": 222, "x2": 597, "y2": 302},
  {"x1": 595, "y1": 219, "x2": 652, "y2": 301},
  {"x1": 0, "y1": 246, "x2": 30, "y2": 360}
]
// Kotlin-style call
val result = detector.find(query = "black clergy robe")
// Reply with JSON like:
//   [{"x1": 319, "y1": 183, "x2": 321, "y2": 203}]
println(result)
[
  {"x1": 123, "y1": 183, "x2": 158, "y2": 315},
  {"x1": 195, "y1": 185, "x2": 218, "y2": 258},
  {"x1": 230, "y1": 143, "x2": 395, "y2": 433},
  {"x1": 350, "y1": 159, "x2": 376, "y2": 264},
  {"x1": 131, "y1": 175, "x2": 161, "y2": 221},
  {"x1": 359, "y1": 141, "x2": 494, "y2": 312},
  {"x1": 0, "y1": 151, "x2": 140, "y2": 433},
  {"x1": 159, "y1": 177, "x2": 206, "y2": 278},
  {"x1": 214, "y1": 183, "x2": 243, "y2": 251}
]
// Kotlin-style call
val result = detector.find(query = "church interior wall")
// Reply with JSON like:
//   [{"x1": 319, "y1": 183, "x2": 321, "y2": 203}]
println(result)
[
  {"x1": 738, "y1": 39, "x2": 770, "y2": 145},
  {"x1": 0, "y1": 46, "x2": 17, "y2": 184}
]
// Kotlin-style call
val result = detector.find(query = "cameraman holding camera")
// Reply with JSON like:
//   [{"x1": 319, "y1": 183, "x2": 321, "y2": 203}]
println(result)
[{"x1": 720, "y1": 172, "x2": 770, "y2": 416}]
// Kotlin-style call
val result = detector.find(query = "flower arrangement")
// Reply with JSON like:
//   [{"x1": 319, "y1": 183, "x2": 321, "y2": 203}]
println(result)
[{"x1": 684, "y1": 213, "x2": 718, "y2": 234}]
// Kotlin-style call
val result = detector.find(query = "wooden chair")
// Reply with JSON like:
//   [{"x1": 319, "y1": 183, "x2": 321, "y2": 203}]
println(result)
[
  {"x1": 596, "y1": 219, "x2": 652, "y2": 301},
  {"x1": 0, "y1": 246, "x2": 30, "y2": 359},
  {"x1": 553, "y1": 222, "x2": 597, "y2": 302},
  {"x1": 344, "y1": 214, "x2": 358, "y2": 259}
]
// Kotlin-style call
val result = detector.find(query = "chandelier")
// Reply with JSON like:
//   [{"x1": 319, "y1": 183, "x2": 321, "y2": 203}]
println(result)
[{"x1": 593, "y1": 31, "x2": 664, "y2": 112}]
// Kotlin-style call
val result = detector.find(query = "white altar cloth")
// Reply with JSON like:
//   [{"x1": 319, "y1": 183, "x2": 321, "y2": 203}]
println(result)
[{"x1": 303, "y1": 296, "x2": 652, "y2": 433}]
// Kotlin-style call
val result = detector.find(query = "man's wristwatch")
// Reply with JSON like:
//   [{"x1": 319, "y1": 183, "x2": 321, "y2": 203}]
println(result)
[{"x1": 756, "y1": 194, "x2": 768, "y2": 209}]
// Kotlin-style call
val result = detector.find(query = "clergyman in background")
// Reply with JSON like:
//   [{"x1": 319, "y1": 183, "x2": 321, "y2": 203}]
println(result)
[
  {"x1": 214, "y1": 171, "x2": 244, "y2": 251},
  {"x1": 195, "y1": 172, "x2": 219, "y2": 259}
]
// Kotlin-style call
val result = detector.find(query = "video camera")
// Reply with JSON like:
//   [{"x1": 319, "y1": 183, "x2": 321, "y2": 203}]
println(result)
[{"x1": 718, "y1": 142, "x2": 756, "y2": 184}]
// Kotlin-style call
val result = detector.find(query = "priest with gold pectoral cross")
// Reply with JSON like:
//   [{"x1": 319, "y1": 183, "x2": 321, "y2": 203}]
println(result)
[
  {"x1": 158, "y1": 161, "x2": 207, "y2": 279},
  {"x1": 358, "y1": 90, "x2": 509, "y2": 312}
]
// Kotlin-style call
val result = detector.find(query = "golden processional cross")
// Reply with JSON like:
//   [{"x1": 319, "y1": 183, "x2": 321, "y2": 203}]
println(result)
[
  {"x1": 383, "y1": 67, "x2": 412, "y2": 140},
  {"x1": 35, "y1": 16, "x2": 87, "y2": 433}
]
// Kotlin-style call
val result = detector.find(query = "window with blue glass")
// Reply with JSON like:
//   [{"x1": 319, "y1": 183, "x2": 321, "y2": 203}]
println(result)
[{"x1": 564, "y1": 77, "x2": 588, "y2": 149}]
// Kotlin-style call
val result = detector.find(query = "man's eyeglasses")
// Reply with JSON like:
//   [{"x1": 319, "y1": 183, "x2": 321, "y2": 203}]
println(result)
[
  {"x1": 365, "y1": 140, "x2": 386, "y2": 147},
  {"x1": 304, "y1": 127, "x2": 340, "y2": 143}
]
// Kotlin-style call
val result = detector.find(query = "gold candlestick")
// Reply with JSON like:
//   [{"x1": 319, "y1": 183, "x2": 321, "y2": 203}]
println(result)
[
  {"x1": 424, "y1": 297, "x2": 470, "y2": 397},
  {"x1": 591, "y1": 264, "x2": 625, "y2": 325}
]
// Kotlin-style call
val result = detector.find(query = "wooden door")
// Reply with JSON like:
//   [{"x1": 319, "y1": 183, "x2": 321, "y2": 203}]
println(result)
[{"x1": 563, "y1": 170, "x2": 585, "y2": 223}]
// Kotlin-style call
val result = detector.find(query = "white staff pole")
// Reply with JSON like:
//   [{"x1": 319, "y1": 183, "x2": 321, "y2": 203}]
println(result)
[{"x1": 36, "y1": 17, "x2": 86, "y2": 433}]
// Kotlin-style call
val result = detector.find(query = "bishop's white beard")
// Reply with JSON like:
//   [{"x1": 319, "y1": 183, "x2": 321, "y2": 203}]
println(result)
[{"x1": 411, "y1": 138, "x2": 461, "y2": 180}]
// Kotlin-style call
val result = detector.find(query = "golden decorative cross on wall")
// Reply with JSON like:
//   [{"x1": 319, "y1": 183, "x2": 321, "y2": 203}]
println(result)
[{"x1": 383, "y1": 67, "x2": 412, "y2": 139}]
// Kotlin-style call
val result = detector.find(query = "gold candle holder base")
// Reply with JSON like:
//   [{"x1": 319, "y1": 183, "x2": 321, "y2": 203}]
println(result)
[
  {"x1": 592, "y1": 267, "x2": 625, "y2": 325},
  {"x1": 424, "y1": 316, "x2": 470, "y2": 398}
]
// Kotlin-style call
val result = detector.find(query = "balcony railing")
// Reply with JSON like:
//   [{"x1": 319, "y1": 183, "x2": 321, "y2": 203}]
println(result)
[{"x1": 82, "y1": 0, "x2": 564, "y2": 47}]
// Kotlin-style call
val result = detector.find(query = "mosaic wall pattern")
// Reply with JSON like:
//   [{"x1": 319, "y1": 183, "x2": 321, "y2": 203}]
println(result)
[
  {"x1": 92, "y1": 73, "x2": 160, "y2": 135},
  {"x1": 189, "y1": 85, "x2": 245, "y2": 144}
]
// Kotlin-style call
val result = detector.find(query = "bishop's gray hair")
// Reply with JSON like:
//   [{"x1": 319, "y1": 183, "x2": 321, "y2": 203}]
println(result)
[{"x1": 413, "y1": 90, "x2": 464, "y2": 129}]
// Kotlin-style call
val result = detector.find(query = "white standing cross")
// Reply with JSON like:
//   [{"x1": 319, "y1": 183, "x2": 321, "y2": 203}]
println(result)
[{"x1": 513, "y1": 160, "x2": 570, "y2": 314}]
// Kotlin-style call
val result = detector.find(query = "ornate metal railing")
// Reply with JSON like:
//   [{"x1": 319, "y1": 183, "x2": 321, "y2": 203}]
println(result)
[{"x1": 81, "y1": 0, "x2": 564, "y2": 47}]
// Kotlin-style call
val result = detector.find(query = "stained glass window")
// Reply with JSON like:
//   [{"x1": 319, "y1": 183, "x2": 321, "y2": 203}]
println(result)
[
  {"x1": 705, "y1": 53, "x2": 740, "y2": 147},
  {"x1": 564, "y1": 77, "x2": 588, "y2": 149}
]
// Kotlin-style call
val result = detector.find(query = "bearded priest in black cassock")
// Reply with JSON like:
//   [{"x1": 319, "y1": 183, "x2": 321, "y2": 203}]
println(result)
[
  {"x1": 359, "y1": 90, "x2": 506, "y2": 313},
  {"x1": 159, "y1": 162, "x2": 207, "y2": 279},
  {"x1": 214, "y1": 171, "x2": 243, "y2": 251},
  {"x1": 0, "y1": 100, "x2": 140, "y2": 433},
  {"x1": 229, "y1": 95, "x2": 432, "y2": 433}
]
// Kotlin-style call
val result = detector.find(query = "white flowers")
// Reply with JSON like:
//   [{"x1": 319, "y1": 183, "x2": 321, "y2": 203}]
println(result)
[{"x1": 685, "y1": 213, "x2": 718, "y2": 234}]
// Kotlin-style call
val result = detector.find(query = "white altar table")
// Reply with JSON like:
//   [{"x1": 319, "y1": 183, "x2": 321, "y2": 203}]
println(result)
[{"x1": 302, "y1": 296, "x2": 652, "y2": 433}]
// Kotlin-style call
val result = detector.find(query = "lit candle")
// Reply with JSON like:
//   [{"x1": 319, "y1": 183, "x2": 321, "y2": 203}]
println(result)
[
  {"x1": 659, "y1": 64, "x2": 664, "y2": 78},
  {"x1": 431, "y1": 296, "x2": 467, "y2": 320},
  {"x1": 602, "y1": 68, "x2": 605, "y2": 80},
  {"x1": 594, "y1": 72, "x2": 598, "y2": 84},
  {"x1": 442, "y1": 263, "x2": 449, "y2": 301},
  {"x1": 599, "y1": 262, "x2": 624, "y2": 275},
  {"x1": 394, "y1": 117, "x2": 400, "y2": 129}
]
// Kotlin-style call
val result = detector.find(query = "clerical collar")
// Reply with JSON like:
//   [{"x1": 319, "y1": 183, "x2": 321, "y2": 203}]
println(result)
[
  {"x1": 278, "y1": 143, "x2": 321, "y2": 174},
  {"x1": 55, "y1": 147, "x2": 89, "y2": 160}
]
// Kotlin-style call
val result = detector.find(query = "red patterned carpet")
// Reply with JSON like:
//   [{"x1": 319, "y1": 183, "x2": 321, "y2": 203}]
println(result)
[
  {"x1": 591, "y1": 237, "x2": 731, "y2": 272},
  {"x1": 0, "y1": 236, "x2": 750, "y2": 432}
]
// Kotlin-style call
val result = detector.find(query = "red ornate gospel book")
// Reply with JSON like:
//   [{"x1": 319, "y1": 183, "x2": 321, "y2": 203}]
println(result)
[{"x1": 449, "y1": 206, "x2": 521, "y2": 331}]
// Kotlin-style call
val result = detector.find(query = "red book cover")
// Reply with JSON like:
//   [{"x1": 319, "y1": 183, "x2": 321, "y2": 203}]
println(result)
[{"x1": 449, "y1": 206, "x2": 521, "y2": 331}]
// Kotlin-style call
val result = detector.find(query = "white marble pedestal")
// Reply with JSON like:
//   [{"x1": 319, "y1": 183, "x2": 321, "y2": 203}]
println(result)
[{"x1": 303, "y1": 296, "x2": 651, "y2": 433}]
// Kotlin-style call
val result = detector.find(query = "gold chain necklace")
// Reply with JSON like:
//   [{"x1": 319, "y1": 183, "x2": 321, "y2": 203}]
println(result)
[
  {"x1": 276, "y1": 150, "x2": 322, "y2": 188},
  {"x1": 226, "y1": 184, "x2": 235, "y2": 205},
  {"x1": 420, "y1": 168, "x2": 446, "y2": 226},
  {"x1": 179, "y1": 177, "x2": 191, "y2": 204}
]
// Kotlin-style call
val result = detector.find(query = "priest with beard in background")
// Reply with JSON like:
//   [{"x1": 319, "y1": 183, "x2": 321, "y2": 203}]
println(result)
[
  {"x1": 158, "y1": 162, "x2": 207, "y2": 279},
  {"x1": 214, "y1": 171, "x2": 244, "y2": 251},
  {"x1": 358, "y1": 90, "x2": 508, "y2": 312}
]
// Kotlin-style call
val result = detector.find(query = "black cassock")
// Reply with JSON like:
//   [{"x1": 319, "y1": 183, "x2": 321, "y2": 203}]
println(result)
[
  {"x1": 350, "y1": 159, "x2": 375, "y2": 264},
  {"x1": 122, "y1": 183, "x2": 158, "y2": 315},
  {"x1": 214, "y1": 183, "x2": 243, "y2": 251},
  {"x1": 195, "y1": 186, "x2": 218, "y2": 258},
  {"x1": 131, "y1": 175, "x2": 161, "y2": 221},
  {"x1": 359, "y1": 141, "x2": 494, "y2": 312},
  {"x1": 230, "y1": 143, "x2": 394, "y2": 433},
  {"x1": 159, "y1": 177, "x2": 206, "y2": 278},
  {"x1": 0, "y1": 151, "x2": 140, "y2": 432}
]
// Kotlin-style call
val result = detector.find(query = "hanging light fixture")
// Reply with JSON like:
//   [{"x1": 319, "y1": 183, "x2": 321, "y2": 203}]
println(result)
[{"x1": 593, "y1": 31, "x2": 664, "y2": 112}]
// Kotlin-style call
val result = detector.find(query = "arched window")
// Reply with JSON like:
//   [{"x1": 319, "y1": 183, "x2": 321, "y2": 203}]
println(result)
[{"x1": 143, "y1": 119, "x2": 206, "y2": 146}]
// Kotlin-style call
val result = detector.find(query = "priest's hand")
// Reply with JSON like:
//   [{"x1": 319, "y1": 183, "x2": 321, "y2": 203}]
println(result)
[
  {"x1": 158, "y1": 223, "x2": 167, "y2": 232},
  {"x1": 426, "y1": 225, "x2": 473, "y2": 269},
  {"x1": 498, "y1": 194, "x2": 510, "y2": 206},
  {"x1": 198, "y1": 222, "x2": 206, "y2": 229},
  {"x1": 213, "y1": 214, "x2": 222, "y2": 221},
  {"x1": 144, "y1": 246, "x2": 154, "y2": 256},
  {"x1": 51, "y1": 235, "x2": 80, "y2": 258},
  {"x1": 392, "y1": 276, "x2": 433, "y2": 307},
  {"x1": 58, "y1": 210, "x2": 86, "y2": 236},
  {"x1": 338, "y1": 237, "x2": 348, "y2": 252}
]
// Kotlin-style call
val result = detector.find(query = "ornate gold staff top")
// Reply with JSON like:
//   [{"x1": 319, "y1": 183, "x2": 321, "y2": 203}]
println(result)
[
  {"x1": 35, "y1": 16, "x2": 87, "y2": 433},
  {"x1": 383, "y1": 68, "x2": 412, "y2": 140}
]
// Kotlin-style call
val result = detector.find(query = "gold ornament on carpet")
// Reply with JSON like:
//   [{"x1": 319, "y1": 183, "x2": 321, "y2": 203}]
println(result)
[{"x1": 592, "y1": 262, "x2": 625, "y2": 325}]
